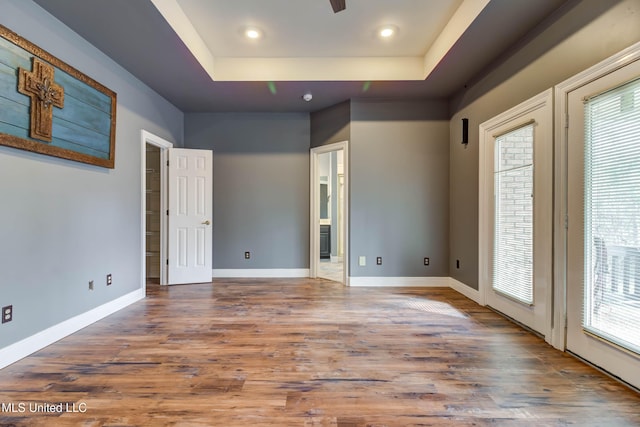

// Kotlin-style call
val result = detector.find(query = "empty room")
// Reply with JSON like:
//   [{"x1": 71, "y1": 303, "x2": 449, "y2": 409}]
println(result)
[{"x1": 1, "y1": 0, "x2": 640, "y2": 425}]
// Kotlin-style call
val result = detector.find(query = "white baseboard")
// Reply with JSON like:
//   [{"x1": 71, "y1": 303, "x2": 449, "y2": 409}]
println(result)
[
  {"x1": 349, "y1": 276, "x2": 451, "y2": 287},
  {"x1": 212, "y1": 269, "x2": 310, "y2": 278},
  {"x1": 449, "y1": 277, "x2": 482, "y2": 304},
  {"x1": 0, "y1": 288, "x2": 144, "y2": 370}
]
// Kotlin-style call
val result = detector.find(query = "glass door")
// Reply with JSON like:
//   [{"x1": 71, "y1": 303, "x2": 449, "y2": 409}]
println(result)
[
  {"x1": 566, "y1": 59, "x2": 640, "y2": 389},
  {"x1": 480, "y1": 90, "x2": 553, "y2": 339}
]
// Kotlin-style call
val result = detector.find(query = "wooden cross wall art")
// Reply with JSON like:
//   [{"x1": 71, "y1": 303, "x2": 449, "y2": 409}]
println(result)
[
  {"x1": 18, "y1": 57, "x2": 65, "y2": 142},
  {"x1": 0, "y1": 25, "x2": 116, "y2": 168}
]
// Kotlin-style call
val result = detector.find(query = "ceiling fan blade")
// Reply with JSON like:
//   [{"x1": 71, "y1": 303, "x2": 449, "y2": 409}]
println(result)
[{"x1": 329, "y1": 0, "x2": 346, "y2": 13}]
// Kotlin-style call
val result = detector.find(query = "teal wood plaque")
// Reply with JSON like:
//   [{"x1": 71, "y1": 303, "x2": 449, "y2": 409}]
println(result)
[{"x1": 0, "y1": 24, "x2": 116, "y2": 168}]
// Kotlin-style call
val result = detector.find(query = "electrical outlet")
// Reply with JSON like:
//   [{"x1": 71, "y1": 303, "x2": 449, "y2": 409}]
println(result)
[
  {"x1": 424, "y1": 257, "x2": 430, "y2": 266},
  {"x1": 89, "y1": 280, "x2": 94, "y2": 291},
  {"x1": 376, "y1": 257, "x2": 382, "y2": 265},
  {"x1": 244, "y1": 251, "x2": 251, "y2": 259},
  {"x1": 2, "y1": 305, "x2": 12, "y2": 324},
  {"x1": 107, "y1": 274, "x2": 112, "y2": 286}
]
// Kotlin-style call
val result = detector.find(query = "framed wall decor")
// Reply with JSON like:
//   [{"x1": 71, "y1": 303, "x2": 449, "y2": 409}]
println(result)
[{"x1": 0, "y1": 24, "x2": 116, "y2": 168}]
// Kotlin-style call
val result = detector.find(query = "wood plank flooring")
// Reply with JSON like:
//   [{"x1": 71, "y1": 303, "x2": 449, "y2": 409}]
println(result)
[{"x1": 1, "y1": 278, "x2": 639, "y2": 426}]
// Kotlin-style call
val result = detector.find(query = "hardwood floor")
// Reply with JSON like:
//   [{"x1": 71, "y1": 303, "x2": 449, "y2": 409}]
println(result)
[{"x1": 1, "y1": 278, "x2": 639, "y2": 426}]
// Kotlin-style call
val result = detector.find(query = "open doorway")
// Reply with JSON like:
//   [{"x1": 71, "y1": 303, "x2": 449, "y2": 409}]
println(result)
[
  {"x1": 310, "y1": 141, "x2": 349, "y2": 285},
  {"x1": 141, "y1": 130, "x2": 172, "y2": 290},
  {"x1": 145, "y1": 143, "x2": 162, "y2": 285}
]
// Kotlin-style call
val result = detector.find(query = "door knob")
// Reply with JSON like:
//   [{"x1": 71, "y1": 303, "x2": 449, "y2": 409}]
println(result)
[{"x1": 202, "y1": 220, "x2": 211, "y2": 225}]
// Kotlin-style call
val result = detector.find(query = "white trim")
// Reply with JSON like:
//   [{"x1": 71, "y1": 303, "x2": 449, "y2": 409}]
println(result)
[
  {"x1": 310, "y1": 141, "x2": 349, "y2": 286},
  {"x1": 0, "y1": 289, "x2": 144, "y2": 370},
  {"x1": 349, "y1": 276, "x2": 450, "y2": 287},
  {"x1": 553, "y1": 40, "x2": 640, "y2": 352},
  {"x1": 449, "y1": 278, "x2": 481, "y2": 304},
  {"x1": 212, "y1": 269, "x2": 310, "y2": 278},
  {"x1": 141, "y1": 130, "x2": 173, "y2": 288}
]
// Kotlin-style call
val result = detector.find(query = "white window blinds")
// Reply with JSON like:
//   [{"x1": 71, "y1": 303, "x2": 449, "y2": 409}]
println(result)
[
  {"x1": 493, "y1": 124, "x2": 534, "y2": 305},
  {"x1": 584, "y1": 77, "x2": 640, "y2": 354}
]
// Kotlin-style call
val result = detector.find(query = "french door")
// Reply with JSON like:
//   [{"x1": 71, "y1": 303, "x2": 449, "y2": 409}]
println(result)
[
  {"x1": 480, "y1": 90, "x2": 553, "y2": 339},
  {"x1": 566, "y1": 56, "x2": 640, "y2": 389}
]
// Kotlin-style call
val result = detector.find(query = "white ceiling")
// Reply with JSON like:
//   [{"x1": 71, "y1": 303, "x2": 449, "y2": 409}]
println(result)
[
  {"x1": 151, "y1": 0, "x2": 481, "y2": 81},
  {"x1": 32, "y1": 0, "x2": 570, "y2": 112},
  {"x1": 176, "y1": 0, "x2": 463, "y2": 57}
]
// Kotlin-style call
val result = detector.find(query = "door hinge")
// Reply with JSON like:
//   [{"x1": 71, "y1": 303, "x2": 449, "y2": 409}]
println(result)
[
  {"x1": 166, "y1": 259, "x2": 169, "y2": 265},
  {"x1": 565, "y1": 113, "x2": 569, "y2": 129},
  {"x1": 167, "y1": 160, "x2": 169, "y2": 167},
  {"x1": 564, "y1": 215, "x2": 569, "y2": 229},
  {"x1": 166, "y1": 210, "x2": 169, "y2": 216}
]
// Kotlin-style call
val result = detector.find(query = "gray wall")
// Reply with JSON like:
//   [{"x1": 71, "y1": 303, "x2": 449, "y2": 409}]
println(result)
[
  {"x1": 448, "y1": 0, "x2": 640, "y2": 289},
  {"x1": 310, "y1": 101, "x2": 351, "y2": 148},
  {"x1": 0, "y1": 1, "x2": 184, "y2": 349},
  {"x1": 350, "y1": 100, "x2": 450, "y2": 277},
  {"x1": 184, "y1": 113, "x2": 310, "y2": 270}
]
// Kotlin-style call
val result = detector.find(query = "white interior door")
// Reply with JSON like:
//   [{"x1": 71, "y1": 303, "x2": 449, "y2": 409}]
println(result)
[
  {"x1": 168, "y1": 148, "x2": 213, "y2": 285},
  {"x1": 566, "y1": 58, "x2": 640, "y2": 389},
  {"x1": 479, "y1": 90, "x2": 553, "y2": 339}
]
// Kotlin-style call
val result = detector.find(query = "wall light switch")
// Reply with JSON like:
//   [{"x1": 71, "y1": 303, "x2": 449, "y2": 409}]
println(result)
[
  {"x1": 359, "y1": 256, "x2": 366, "y2": 266},
  {"x1": 376, "y1": 257, "x2": 382, "y2": 265}
]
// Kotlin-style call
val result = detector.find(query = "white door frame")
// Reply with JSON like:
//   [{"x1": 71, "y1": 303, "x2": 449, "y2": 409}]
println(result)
[
  {"x1": 310, "y1": 141, "x2": 349, "y2": 285},
  {"x1": 141, "y1": 130, "x2": 173, "y2": 288}
]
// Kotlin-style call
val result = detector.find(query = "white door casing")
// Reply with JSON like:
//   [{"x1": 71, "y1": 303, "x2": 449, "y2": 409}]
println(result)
[
  {"x1": 479, "y1": 89, "x2": 553, "y2": 340},
  {"x1": 168, "y1": 148, "x2": 213, "y2": 285}
]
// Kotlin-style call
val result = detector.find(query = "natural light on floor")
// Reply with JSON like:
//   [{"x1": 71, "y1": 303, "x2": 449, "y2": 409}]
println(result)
[{"x1": 403, "y1": 298, "x2": 468, "y2": 319}]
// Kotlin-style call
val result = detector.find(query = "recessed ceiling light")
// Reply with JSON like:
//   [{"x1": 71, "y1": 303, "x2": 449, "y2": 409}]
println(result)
[
  {"x1": 379, "y1": 25, "x2": 397, "y2": 39},
  {"x1": 245, "y1": 28, "x2": 262, "y2": 39}
]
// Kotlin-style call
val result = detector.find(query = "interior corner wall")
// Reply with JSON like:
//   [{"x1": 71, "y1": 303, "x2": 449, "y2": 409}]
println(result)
[
  {"x1": 448, "y1": 0, "x2": 640, "y2": 290},
  {"x1": 310, "y1": 101, "x2": 351, "y2": 148},
  {"x1": 350, "y1": 99, "x2": 450, "y2": 278},
  {"x1": 0, "y1": 0, "x2": 184, "y2": 350},
  {"x1": 183, "y1": 113, "x2": 310, "y2": 270}
]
